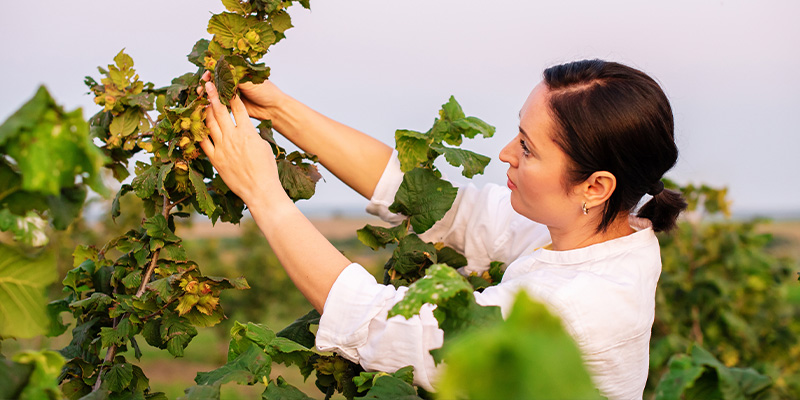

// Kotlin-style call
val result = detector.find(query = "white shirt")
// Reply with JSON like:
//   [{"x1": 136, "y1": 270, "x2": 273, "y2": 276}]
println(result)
[{"x1": 316, "y1": 152, "x2": 660, "y2": 400}]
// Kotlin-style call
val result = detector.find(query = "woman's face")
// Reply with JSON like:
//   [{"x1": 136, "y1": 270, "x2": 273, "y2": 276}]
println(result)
[{"x1": 499, "y1": 82, "x2": 584, "y2": 228}]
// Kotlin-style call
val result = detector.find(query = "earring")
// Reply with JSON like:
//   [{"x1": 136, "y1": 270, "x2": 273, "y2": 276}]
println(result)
[{"x1": 582, "y1": 202, "x2": 589, "y2": 215}]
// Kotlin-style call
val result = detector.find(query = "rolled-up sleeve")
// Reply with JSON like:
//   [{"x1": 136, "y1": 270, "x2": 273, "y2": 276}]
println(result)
[{"x1": 316, "y1": 263, "x2": 444, "y2": 391}]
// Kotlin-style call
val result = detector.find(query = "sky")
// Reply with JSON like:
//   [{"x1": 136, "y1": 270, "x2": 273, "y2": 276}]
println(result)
[{"x1": 1, "y1": 0, "x2": 798, "y2": 217}]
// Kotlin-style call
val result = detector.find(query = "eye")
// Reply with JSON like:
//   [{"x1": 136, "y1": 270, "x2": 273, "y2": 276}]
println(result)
[{"x1": 519, "y1": 138, "x2": 531, "y2": 157}]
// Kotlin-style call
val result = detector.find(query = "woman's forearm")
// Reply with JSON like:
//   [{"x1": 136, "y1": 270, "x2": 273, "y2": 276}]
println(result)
[
  {"x1": 247, "y1": 193, "x2": 352, "y2": 313},
  {"x1": 269, "y1": 95, "x2": 392, "y2": 199}
]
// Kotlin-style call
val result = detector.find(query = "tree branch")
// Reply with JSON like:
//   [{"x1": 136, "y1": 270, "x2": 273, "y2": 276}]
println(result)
[{"x1": 135, "y1": 193, "x2": 171, "y2": 298}]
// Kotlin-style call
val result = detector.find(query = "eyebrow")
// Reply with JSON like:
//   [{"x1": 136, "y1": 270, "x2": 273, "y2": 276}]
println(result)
[{"x1": 518, "y1": 126, "x2": 537, "y2": 152}]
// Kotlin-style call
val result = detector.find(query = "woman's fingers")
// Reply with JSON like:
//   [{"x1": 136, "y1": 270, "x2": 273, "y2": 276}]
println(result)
[
  {"x1": 230, "y1": 95, "x2": 250, "y2": 127},
  {"x1": 198, "y1": 135, "x2": 215, "y2": 161},
  {"x1": 205, "y1": 81, "x2": 236, "y2": 133},
  {"x1": 205, "y1": 106, "x2": 223, "y2": 143}
]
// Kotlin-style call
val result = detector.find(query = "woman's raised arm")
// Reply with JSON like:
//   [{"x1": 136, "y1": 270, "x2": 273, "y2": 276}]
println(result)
[
  {"x1": 236, "y1": 77, "x2": 393, "y2": 199},
  {"x1": 199, "y1": 80, "x2": 352, "y2": 312}
]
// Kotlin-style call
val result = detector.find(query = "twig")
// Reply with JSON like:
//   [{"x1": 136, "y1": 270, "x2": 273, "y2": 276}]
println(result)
[
  {"x1": 145, "y1": 112, "x2": 156, "y2": 127},
  {"x1": 135, "y1": 193, "x2": 171, "y2": 298},
  {"x1": 92, "y1": 193, "x2": 184, "y2": 392}
]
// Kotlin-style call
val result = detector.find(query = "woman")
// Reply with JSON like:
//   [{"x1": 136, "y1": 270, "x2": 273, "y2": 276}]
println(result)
[{"x1": 199, "y1": 59, "x2": 687, "y2": 399}]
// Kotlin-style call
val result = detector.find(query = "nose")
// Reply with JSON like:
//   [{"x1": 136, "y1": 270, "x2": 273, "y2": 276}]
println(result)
[{"x1": 499, "y1": 137, "x2": 517, "y2": 167}]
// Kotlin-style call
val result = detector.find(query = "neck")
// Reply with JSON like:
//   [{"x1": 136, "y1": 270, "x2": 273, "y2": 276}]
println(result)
[{"x1": 548, "y1": 213, "x2": 634, "y2": 251}]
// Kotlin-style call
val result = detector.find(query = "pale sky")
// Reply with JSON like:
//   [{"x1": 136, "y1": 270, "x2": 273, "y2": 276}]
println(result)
[{"x1": 2, "y1": 0, "x2": 798, "y2": 217}]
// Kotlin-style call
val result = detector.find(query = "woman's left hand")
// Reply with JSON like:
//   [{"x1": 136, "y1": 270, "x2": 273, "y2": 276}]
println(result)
[{"x1": 199, "y1": 80, "x2": 283, "y2": 207}]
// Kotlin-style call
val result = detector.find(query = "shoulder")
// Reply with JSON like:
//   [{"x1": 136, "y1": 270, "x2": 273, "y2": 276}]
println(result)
[{"x1": 512, "y1": 227, "x2": 662, "y2": 352}]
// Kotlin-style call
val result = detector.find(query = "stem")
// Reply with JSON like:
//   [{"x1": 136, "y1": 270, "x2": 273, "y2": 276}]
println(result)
[
  {"x1": 145, "y1": 112, "x2": 156, "y2": 127},
  {"x1": 135, "y1": 194, "x2": 171, "y2": 298},
  {"x1": 93, "y1": 194, "x2": 177, "y2": 392},
  {"x1": 691, "y1": 306, "x2": 704, "y2": 345}
]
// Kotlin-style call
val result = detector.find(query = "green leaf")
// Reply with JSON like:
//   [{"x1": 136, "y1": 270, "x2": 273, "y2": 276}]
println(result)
[
  {"x1": 109, "y1": 108, "x2": 141, "y2": 137},
  {"x1": 121, "y1": 270, "x2": 143, "y2": 289},
  {"x1": 451, "y1": 116, "x2": 495, "y2": 139},
  {"x1": 214, "y1": 56, "x2": 237, "y2": 105},
  {"x1": 100, "y1": 326, "x2": 126, "y2": 348},
  {"x1": 436, "y1": 246, "x2": 468, "y2": 269},
  {"x1": 276, "y1": 309, "x2": 320, "y2": 349},
  {"x1": 187, "y1": 39, "x2": 210, "y2": 67},
  {"x1": 161, "y1": 243, "x2": 188, "y2": 262},
  {"x1": 46, "y1": 299, "x2": 70, "y2": 337},
  {"x1": 144, "y1": 214, "x2": 180, "y2": 242},
  {"x1": 131, "y1": 162, "x2": 159, "y2": 199},
  {"x1": 262, "y1": 376, "x2": 314, "y2": 400},
  {"x1": 183, "y1": 307, "x2": 226, "y2": 328},
  {"x1": 111, "y1": 184, "x2": 132, "y2": 222},
  {"x1": 0, "y1": 86, "x2": 106, "y2": 196},
  {"x1": 355, "y1": 374, "x2": 422, "y2": 400},
  {"x1": 357, "y1": 224, "x2": 406, "y2": 250},
  {"x1": 394, "y1": 130, "x2": 430, "y2": 173},
  {"x1": 354, "y1": 366, "x2": 415, "y2": 393},
  {"x1": 429, "y1": 144, "x2": 491, "y2": 179},
  {"x1": 142, "y1": 319, "x2": 164, "y2": 349},
  {"x1": 190, "y1": 167, "x2": 217, "y2": 216},
  {"x1": 166, "y1": 73, "x2": 197, "y2": 103},
  {"x1": 0, "y1": 244, "x2": 56, "y2": 338},
  {"x1": 46, "y1": 185, "x2": 88, "y2": 230},
  {"x1": 179, "y1": 384, "x2": 220, "y2": 400},
  {"x1": 160, "y1": 313, "x2": 198, "y2": 357},
  {"x1": 389, "y1": 264, "x2": 472, "y2": 320},
  {"x1": 437, "y1": 292, "x2": 600, "y2": 399},
  {"x1": 391, "y1": 235, "x2": 437, "y2": 276},
  {"x1": 7, "y1": 350, "x2": 65, "y2": 400},
  {"x1": 103, "y1": 362, "x2": 134, "y2": 392},
  {"x1": 440, "y1": 96, "x2": 465, "y2": 122},
  {"x1": 653, "y1": 354, "x2": 705, "y2": 400},
  {"x1": 389, "y1": 168, "x2": 457, "y2": 234},
  {"x1": 277, "y1": 159, "x2": 319, "y2": 201},
  {"x1": 208, "y1": 12, "x2": 248, "y2": 49},
  {"x1": 0, "y1": 357, "x2": 34, "y2": 400},
  {"x1": 195, "y1": 344, "x2": 271, "y2": 386}
]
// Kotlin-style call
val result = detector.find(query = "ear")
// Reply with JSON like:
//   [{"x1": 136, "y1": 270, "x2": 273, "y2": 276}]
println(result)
[{"x1": 582, "y1": 171, "x2": 617, "y2": 209}]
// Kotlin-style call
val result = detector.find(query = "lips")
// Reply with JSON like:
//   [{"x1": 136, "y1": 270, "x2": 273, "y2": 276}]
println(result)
[{"x1": 506, "y1": 175, "x2": 517, "y2": 190}]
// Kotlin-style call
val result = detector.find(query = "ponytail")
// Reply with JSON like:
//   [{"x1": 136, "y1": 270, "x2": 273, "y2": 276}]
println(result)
[{"x1": 637, "y1": 188, "x2": 688, "y2": 233}]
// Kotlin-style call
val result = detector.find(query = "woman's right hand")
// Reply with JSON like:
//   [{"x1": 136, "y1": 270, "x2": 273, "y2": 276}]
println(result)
[
  {"x1": 238, "y1": 80, "x2": 287, "y2": 121},
  {"x1": 199, "y1": 71, "x2": 287, "y2": 121}
]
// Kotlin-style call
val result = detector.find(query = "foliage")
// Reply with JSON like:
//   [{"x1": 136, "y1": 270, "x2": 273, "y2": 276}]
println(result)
[
  {"x1": 649, "y1": 181, "x2": 800, "y2": 398},
  {"x1": 0, "y1": 1, "x2": 316, "y2": 398},
  {"x1": 0, "y1": 350, "x2": 65, "y2": 400},
  {"x1": 437, "y1": 292, "x2": 602, "y2": 400},
  {"x1": 0, "y1": 85, "x2": 105, "y2": 339},
  {"x1": 654, "y1": 344, "x2": 771, "y2": 400}
]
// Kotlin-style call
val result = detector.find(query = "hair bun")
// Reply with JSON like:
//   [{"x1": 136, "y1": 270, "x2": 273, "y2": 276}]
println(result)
[{"x1": 647, "y1": 181, "x2": 664, "y2": 196}]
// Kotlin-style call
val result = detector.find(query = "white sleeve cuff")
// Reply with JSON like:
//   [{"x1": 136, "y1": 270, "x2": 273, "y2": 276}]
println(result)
[
  {"x1": 315, "y1": 263, "x2": 443, "y2": 392},
  {"x1": 365, "y1": 150, "x2": 406, "y2": 224},
  {"x1": 317, "y1": 263, "x2": 396, "y2": 360}
]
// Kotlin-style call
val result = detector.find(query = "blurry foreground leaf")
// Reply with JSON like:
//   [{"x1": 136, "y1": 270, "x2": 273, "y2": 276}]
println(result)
[
  {"x1": 437, "y1": 292, "x2": 602, "y2": 399},
  {"x1": 0, "y1": 244, "x2": 56, "y2": 338}
]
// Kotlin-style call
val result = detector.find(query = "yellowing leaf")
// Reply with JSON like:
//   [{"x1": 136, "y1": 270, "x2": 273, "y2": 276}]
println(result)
[
  {"x1": 0, "y1": 244, "x2": 57, "y2": 338},
  {"x1": 176, "y1": 294, "x2": 200, "y2": 316},
  {"x1": 222, "y1": 0, "x2": 252, "y2": 14}
]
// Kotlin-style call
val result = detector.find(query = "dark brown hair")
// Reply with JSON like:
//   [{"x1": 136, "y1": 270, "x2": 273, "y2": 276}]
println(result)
[{"x1": 543, "y1": 59, "x2": 687, "y2": 232}]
